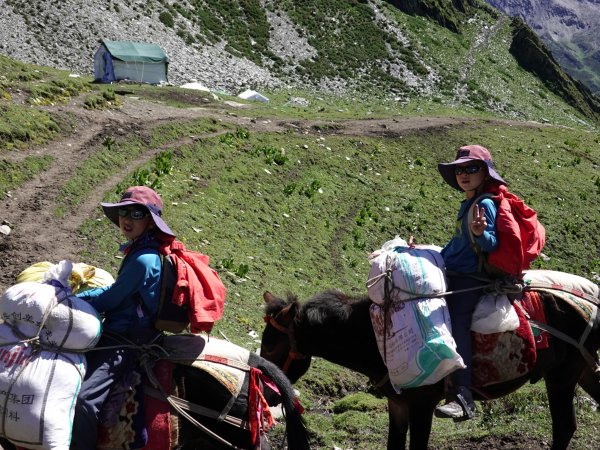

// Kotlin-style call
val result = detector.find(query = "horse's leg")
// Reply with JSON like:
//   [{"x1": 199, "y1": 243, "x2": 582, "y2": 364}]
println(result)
[
  {"x1": 386, "y1": 394, "x2": 436, "y2": 450},
  {"x1": 0, "y1": 439, "x2": 16, "y2": 450},
  {"x1": 407, "y1": 395, "x2": 437, "y2": 450},
  {"x1": 545, "y1": 361, "x2": 583, "y2": 450},
  {"x1": 387, "y1": 397, "x2": 409, "y2": 450},
  {"x1": 578, "y1": 364, "x2": 600, "y2": 409}
]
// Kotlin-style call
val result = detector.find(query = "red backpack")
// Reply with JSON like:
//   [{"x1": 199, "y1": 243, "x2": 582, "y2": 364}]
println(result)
[
  {"x1": 156, "y1": 239, "x2": 226, "y2": 333},
  {"x1": 468, "y1": 185, "x2": 546, "y2": 277}
]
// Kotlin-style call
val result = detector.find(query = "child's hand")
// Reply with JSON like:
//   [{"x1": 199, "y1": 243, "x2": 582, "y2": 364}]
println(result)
[{"x1": 471, "y1": 204, "x2": 487, "y2": 237}]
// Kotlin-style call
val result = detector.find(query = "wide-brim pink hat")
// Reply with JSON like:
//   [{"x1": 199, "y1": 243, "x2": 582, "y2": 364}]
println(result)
[
  {"x1": 438, "y1": 145, "x2": 507, "y2": 191},
  {"x1": 100, "y1": 186, "x2": 175, "y2": 237}
]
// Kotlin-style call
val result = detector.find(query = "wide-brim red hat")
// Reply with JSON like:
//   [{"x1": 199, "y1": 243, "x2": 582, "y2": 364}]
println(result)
[
  {"x1": 438, "y1": 145, "x2": 507, "y2": 191},
  {"x1": 100, "y1": 186, "x2": 175, "y2": 237}
]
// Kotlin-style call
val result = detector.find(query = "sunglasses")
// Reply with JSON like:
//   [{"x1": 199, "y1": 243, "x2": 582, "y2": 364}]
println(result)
[
  {"x1": 117, "y1": 208, "x2": 148, "y2": 220},
  {"x1": 454, "y1": 165, "x2": 484, "y2": 176}
]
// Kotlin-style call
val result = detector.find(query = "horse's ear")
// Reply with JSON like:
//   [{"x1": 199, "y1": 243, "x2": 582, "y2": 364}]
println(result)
[
  {"x1": 263, "y1": 291, "x2": 277, "y2": 304},
  {"x1": 278, "y1": 302, "x2": 299, "y2": 327}
]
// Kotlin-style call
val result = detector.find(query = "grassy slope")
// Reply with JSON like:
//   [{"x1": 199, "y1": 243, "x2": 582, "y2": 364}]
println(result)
[{"x1": 75, "y1": 113, "x2": 600, "y2": 449}]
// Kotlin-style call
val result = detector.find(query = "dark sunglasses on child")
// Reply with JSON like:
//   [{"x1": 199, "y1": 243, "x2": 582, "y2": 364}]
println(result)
[
  {"x1": 454, "y1": 164, "x2": 484, "y2": 176},
  {"x1": 118, "y1": 207, "x2": 149, "y2": 220}
]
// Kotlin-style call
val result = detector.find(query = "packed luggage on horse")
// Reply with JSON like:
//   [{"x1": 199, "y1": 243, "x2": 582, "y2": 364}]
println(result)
[
  {"x1": 0, "y1": 186, "x2": 309, "y2": 450},
  {"x1": 260, "y1": 145, "x2": 598, "y2": 450}
]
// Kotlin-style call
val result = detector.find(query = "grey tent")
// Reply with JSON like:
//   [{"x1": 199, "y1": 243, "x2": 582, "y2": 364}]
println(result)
[{"x1": 94, "y1": 40, "x2": 169, "y2": 84}]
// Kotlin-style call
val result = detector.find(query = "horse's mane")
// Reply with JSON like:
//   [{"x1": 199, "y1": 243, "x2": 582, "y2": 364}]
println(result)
[
  {"x1": 265, "y1": 289, "x2": 371, "y2": 330},
  {"x1": 300, "y1": 289, "x2": 370, "y2": 327}
]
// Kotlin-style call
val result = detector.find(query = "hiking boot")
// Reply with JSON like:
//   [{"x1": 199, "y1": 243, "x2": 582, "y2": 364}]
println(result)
[{"x1": 434, "y1": 387, "x2": 475, "y2": 421}]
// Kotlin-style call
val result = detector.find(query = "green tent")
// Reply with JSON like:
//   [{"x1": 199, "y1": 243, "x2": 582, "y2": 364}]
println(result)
[{"x1": 94, "y1": 40, "x2": 169, "y2": 84}]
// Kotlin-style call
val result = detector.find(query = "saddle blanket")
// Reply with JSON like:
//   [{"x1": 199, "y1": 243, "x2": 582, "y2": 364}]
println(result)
[
  {"x1": 523, "y1": 270, "x2": 599, "y2": 347},
  {"x1": 472, "y1": 294, "x2": 537, "y2": 387},
  {"x1": 523, "y1": 269, "x2": 599, "y2": 304},
  {"x1": 98, "y1": 335, "x2": 252, "y2": 450},
  {"x1": 162, "y1": 334, "x2": 250, "y2": 398}
]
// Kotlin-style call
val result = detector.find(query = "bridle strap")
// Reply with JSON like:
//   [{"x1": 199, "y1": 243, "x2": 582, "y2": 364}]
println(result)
[
  {"x1": 265, "y1": 316, "x2": 308, "y2": 372},
  {"x1": 265, "y1": 315, "x2": 291, "y2": 335},
  {"x1": 281, "y1": 350, "x2": 307, "y2": 372}
]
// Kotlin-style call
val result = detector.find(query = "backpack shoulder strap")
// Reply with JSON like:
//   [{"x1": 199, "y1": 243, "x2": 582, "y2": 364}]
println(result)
[{"x1": 159, "y1": 253, "x2": 177, "y2": 302}]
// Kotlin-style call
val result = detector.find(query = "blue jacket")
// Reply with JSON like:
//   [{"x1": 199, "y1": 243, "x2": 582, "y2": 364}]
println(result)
[
  {"x1": 77, "y1": 233, "x2": 162, "y2": 333},
  {"x1": 441, "y1": 197, "x2": 498, "y2": 273}
]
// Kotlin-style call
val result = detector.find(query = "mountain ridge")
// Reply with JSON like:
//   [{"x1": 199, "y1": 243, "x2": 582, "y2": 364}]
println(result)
[
  {"x1": 486, "y1": 0, "x2": 600, "y2": 96},
  {"x1": 0, "y1": 0, "x2": 598, "y2": 123}
]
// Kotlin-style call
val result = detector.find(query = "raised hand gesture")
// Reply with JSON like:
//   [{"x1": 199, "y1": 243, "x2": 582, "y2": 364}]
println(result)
[{"x1": 470, "y1": 204, "x2": 487, "y2": 237}]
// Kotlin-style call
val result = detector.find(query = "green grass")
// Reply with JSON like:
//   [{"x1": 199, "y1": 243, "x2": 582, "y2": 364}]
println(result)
[
  {"x1": 0, "y1": 104, "x2": 61, "y2": 151},
  {"x1": 55, "y1": 118, "x2": 232, "y2": 218},
  {"x1": 0, "y1": 155, "x2": 53, "y2": 199},
  {"x1": 68, "y1": 115, "x2": 600, "y2": 447},
  {"x1": 429, "y1": 383, "x2": 599, "y2": 450}
]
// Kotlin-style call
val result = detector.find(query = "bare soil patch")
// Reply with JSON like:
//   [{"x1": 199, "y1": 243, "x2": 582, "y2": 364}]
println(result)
[{"x1": 0, "y1": 96, "x2": 472, "y2": 291}]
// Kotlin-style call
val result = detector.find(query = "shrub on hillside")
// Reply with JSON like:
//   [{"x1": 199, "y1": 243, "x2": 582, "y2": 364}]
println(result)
[{"x1": 159, "y1": 11, "x2": 174, "y2": 28}]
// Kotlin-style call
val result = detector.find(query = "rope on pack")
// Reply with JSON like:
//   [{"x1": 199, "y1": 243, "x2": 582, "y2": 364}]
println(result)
[
  {"x1": 366, "y1": 261, "x2": 394, "y2": 290},
  {"x1": 140, "y1": 354, "x2": 246, "y2": 450},
  {"x1": 369, "y1": 265, "x2": 527, "y2": 303},
  {"x1": 372, "y1": 275, "x2": 494, "y2": 302},
  {"x1": 489, "y1": 277, "x2": 525, "y2": 296}
]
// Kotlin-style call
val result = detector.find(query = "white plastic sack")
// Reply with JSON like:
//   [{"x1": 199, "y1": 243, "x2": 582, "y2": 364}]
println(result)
[
  {"x1": 0, "y1": 326, "x2": 86, "y2": 449},
  {"x1": 180, "y1": 82, "x2": 210, "y2": 92},
  {"x1": 471, "y1": 294, "x2": 519, "y2": 334},
  {"x1": 523, "y1": 270, "x2": 599, "y2": 300},
  {"x1": 368, "y1": 238, "x2": 446, "y2": 305},
  {"x1": 370, "y1": 297, "x2": 464, "y2": 391},
  {"x1": 0, "y1": 281, "x2": 102, "y2": 350}
]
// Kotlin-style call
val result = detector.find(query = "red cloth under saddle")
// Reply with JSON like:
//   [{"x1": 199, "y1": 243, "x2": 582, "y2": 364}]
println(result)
[
  {"x1": 518, "y1": 289, "x2": 550, "y2": 350},
  {"x1": 471, "y1": 299, "x2": 537, "y2": 387},
  {"x1": 143, "y1": 360, "x2": 173, "y2": 450},
  {"x1": 96, "y1": 360, "x2": 173, "y2": 450}
]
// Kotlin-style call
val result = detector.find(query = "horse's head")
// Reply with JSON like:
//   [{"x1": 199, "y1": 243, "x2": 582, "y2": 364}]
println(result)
[{"x1": 261, "y1": 291, "x2": 312, "y2": 384}]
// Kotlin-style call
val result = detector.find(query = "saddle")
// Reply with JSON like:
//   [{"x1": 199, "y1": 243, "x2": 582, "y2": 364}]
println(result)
[
  {"x1": 97, "y1": 359, "x2": 174, "y2": 450},
  {"x1": 471, "y1": 279, "x2": 600, "y2": 388},
  {"x1": 97, "y1": 334, "x2": 277, "y2": 450}
]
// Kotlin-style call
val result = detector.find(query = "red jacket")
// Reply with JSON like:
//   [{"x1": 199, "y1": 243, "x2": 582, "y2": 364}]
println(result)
[{"x1": 160, "y1": 240, "x2": 226, "y2": 333}]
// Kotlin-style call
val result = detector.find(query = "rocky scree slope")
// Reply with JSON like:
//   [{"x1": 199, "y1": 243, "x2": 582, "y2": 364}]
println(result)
[
  {"x1": 485, "y1": 0, "x2": 600, "y2": 96},
  {"x1": 0, "y1": 0, "x2": 598, "y2": 122}
]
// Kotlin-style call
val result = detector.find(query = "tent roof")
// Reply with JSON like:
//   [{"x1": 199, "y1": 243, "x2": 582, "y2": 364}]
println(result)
[{"x1": 101, "y1": 40, "x2": 168, "y2": 63}]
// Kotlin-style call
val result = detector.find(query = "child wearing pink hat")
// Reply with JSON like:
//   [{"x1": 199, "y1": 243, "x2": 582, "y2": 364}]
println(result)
[
  {"x1": 434, "y1": 145, "x2": 506, "y2": 421},
  {"x1": 71, "y1": 186, "x2": 175, "y2": 449}
]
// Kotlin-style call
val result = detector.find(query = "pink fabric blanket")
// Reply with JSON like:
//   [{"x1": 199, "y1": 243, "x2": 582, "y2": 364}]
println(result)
[{"x1": 472, "y1": 302, "x2": 537, "y2": 387}]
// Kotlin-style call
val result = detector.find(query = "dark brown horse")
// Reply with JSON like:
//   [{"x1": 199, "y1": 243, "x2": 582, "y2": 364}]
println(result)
[
  {"x1": 0, "y1": 335, "x2": 310, "y2": 450},
  {"x1": 261, "y1": 288, "x2": 600, "y2": 450}
]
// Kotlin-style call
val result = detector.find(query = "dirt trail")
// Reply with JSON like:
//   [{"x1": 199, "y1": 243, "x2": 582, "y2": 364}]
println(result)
[{"x1": 0, "y1": 95, "x2": 472, "y2": 291}]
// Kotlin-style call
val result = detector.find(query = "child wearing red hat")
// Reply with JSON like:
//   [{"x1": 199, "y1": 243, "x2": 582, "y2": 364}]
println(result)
[
  {"x1": 71, "y1": 186, "x2": 175, "y2": 449},
  {"x1": 434, "y1": 145, "x2": 507, "y2": 421}
]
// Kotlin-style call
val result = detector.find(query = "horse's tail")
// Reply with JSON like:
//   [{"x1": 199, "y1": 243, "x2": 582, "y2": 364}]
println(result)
[{"x1": 249, "y1": 353, "x2": 311, "y2": 450}]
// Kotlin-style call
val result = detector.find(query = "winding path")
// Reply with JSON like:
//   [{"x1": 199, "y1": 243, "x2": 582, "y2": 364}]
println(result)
[{"x1": 0, "y1": 95, "x2": 473, "y2": 290}]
